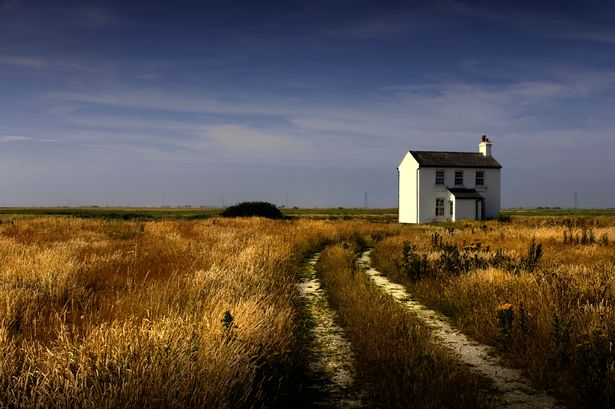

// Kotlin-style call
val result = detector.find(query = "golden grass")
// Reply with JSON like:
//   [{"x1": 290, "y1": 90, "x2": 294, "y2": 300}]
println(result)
[
  {"x1": 0, "y1": 218, "x2": 306, "y2": 407},
  {"x1": 372, "y1": 216, "x2": 615, "y2": 408},
  {"x1": 12, "y1": 214, "x2": 613, "y2": 407},
  {"x1": 0, "y1": 217, "x2": 405, "y2": 408}
]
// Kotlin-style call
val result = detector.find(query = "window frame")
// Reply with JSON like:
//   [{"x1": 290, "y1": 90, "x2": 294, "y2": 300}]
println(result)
[
  {"x1": 454, "y1": 170, "x2": 464, "y2": 186},
  {"x1": 435, "y1": 170, "x2": 445, "y2": 186},
  {"x1": 435, "y1": 198, "x2": 445, "y2": 217},
  {"x1": 475, "y1": 170, "x2": 484, "y2": 186}
]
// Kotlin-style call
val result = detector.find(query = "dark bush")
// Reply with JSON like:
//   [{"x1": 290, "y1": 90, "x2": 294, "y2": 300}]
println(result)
[
  {"x1": 400, "y1": 241, "x2": 431, "y2": 282},
  {"x1": 220, "y1": 202, "x2": 284, "y2": 219},
  {"x1": 519, "y1": 237, "x2": 542, "y2": 273},
  {"x1": 496, "y1": 213, "x2": 512, "y2": 223}
]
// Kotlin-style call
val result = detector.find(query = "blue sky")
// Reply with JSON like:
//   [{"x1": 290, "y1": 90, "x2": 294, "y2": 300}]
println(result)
[{"x1": 1, "y1": 0, "x2": 614, "y2": 208}]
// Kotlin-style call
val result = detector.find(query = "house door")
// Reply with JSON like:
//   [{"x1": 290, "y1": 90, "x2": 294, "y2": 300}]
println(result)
[{"x1": 475, "y1": 199, "x2": 485, "y2": 220}]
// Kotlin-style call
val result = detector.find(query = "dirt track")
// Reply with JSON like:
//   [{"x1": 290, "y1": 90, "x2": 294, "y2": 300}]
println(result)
[
  {"x1": 297, "y1": 253, "x2": 362, "y2": 408},
  {"x1": 359, "y1": 249, "x2": 563, "y2": 409}
]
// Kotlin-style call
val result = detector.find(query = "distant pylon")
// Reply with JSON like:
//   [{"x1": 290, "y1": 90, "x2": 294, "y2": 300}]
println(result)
[
  {"x1": 574, "y1": 192, "x2": 578, "y2": 209},
  {"x1": 364, "y1": 191, "x2": 368, "y2": 209}
]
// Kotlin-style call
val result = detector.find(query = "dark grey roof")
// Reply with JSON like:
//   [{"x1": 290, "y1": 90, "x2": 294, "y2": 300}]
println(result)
[
  {"x1": 409, "y1": 151, "x2": 502, "y2": 168},
  {"x1": 448, "y1": 188, "x2": 483, "y2": 199}
]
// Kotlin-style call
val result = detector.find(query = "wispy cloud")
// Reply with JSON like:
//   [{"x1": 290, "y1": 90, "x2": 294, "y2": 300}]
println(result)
[
  {"x1": 0, "y1": 54, "x2": 103, "y2": 73},
  {"x1": 549, "y1": 28, "x2": 615, "y2": 45},
  {"x1": 61, "y1": 5, "x2": 119, "y2": 29},
  {"x1": 192, "y1": 125, "x2": 311, "y2": 157},
  {"x1": 45, "y1": 89, "x2": 292, "y2": 117},
  {"x1": 319, "y1": 1, "x2": 615, "y2": 46},
  {"x1": 0, "y1": 134, "x2": 60, "y2": 144},
  {"x1": 321, "y1": 8, "x2": 447, "y2": 40},
  {"x1": 0, "y1": 55, "x2": 53, "y2": 70},
  {"x1": 436, "y1": 0, "x2": 524, "y2": 24},
  {"x1": 0, "y1": 134, "x2": 30, "y2": 142},
  {"x1": 438, "y1": 0, "x2": 615, "y2": 45},
  {"x1": 323, "y1": 18, "x2": 413, "y2": 40}
]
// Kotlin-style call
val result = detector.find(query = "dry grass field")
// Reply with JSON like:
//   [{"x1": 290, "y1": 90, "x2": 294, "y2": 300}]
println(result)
[
  {"x1": 1, "y1": 213, "x2": 613, "y2": 408},
  {"x1": 0, "y1": 217, "x2": 333, "y2": 407},
  {"x1": 0, "y1": 216, "x2": 403, "y2": 408},
  {"x1": 372, "y1": 216, "x2": 615, "y2": 408}
]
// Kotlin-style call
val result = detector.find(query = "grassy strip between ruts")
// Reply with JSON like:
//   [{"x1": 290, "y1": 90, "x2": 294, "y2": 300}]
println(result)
[{"x1": 315, "y1": 243, "x2": 494, "y2": 409}]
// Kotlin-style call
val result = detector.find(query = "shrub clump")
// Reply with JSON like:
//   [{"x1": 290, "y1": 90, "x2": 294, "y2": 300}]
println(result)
[{"x1": 220, "y1": 201, "x2": 284, "y2": 219}]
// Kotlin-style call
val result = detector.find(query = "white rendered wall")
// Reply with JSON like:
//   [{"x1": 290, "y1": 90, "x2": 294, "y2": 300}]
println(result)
[
  {"x1": 417, "y1": 168, "x2": 448, "y2": 223},
  {"x1": 398, "y1": 153, "x2": 419, "y2": 223},
  {"x1": 480, "y1": 168, "x2": 501, "y2": 218}
]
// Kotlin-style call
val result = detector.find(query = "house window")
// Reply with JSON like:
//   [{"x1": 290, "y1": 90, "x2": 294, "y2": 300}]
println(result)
[
  {"x1": 475, "y1": 171, "x2": 484, "y2": 186},
  {"x1": 435, "y1": 170, "x2": 444, "y2": 185},
  {"x1": 455, "y1": 171, "x2": 464, "y2": 186},
  {"x1": 435, "y1": 198, "x2": 445, "y2": 216},
  {"x1": 449, "y1": 201, "x2": 454, "y2": 216}
]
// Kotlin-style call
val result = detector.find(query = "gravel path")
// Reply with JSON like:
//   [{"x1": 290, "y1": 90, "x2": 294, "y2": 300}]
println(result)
[
  {"x1": 297, "y1": 253, "x2": 362, "y2": 408},
  {"x1": 359, "y1": 249, "x2": 563, "y2": 409}
]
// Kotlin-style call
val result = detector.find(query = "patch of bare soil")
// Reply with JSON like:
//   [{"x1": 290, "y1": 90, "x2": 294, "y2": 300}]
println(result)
[
  {"x1": 359, "y1": 250, "x2": 564, "y2": 409},
  {"x1": 297, "y1": 253, "x2": 363, "y2": 408}
]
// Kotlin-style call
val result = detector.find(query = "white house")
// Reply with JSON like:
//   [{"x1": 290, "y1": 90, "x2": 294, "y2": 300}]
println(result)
[{"x1": 398, "y1": 136, "x2": 502, "y2": 223}]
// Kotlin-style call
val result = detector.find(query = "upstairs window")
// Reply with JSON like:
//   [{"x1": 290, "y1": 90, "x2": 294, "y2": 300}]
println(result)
[
  {"x1": 475, "y1": 171, "x2": 484, "y2": 186},
  {"x1": 435, "y1": 170, "x2": 444, "y2": 185},
  {"x1": 455, "y1": 171, "x2": 464, "y2": 186},
  {"x1": 435, "y1": 198, "x2": 445, "y2": 216}
]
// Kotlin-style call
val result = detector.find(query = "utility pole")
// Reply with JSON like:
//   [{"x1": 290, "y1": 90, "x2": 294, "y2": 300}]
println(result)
[
  {"x1": 574, "y1": 192, "x2": 578, "y2": 209},
  {"x1": 364, "y1": 191, "x2": 368, "y2": 209}
]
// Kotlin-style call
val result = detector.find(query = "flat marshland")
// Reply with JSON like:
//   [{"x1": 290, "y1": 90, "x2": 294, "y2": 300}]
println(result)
[{"x1": 1, "y1": 213, "x2": 614, "y2": 408}]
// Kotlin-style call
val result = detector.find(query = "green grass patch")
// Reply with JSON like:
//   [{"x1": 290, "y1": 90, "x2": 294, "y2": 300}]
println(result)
[
  {"x1": 502, "y1": 208, "x2": 615, "y2": 217},
  {"x1": 0, "y1": 207, "x2": 221, "y2": 220}
]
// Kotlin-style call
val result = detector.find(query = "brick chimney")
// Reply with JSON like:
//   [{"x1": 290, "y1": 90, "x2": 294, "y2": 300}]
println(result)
[{"x1": 479, "y1": 134, "x2": 492, "y2": 157}]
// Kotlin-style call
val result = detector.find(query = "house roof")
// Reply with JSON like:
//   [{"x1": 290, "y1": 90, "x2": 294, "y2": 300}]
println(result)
[
  {"x1": 409, "y1": 151, "x2": 502, "y2": 169},
  {"x1": 448, "y1": 188, "x2": 484, "y2": 199}
]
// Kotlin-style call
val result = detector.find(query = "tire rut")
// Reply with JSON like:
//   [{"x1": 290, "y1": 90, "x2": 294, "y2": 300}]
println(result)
[{"x1": 297, "y1": 253, "x2": 363, "y2": 408}]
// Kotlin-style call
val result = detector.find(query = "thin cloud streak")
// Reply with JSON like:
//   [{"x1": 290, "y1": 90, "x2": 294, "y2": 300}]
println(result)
[
  {"x1": 45, "y1": 90, "x2": 297, "y2": 117},
  {"x1": 0, "y1": 134, "x2": 30, "y2": 142},
  {"x1": 437, "y1": 0, "x2": 615, "y2": 45},
  {"x1": 61, "y1": 5, "x2": 119, "y2": 28},
  {"x1": 0, "y1": 54, "x2": 109, "y2": 74}
]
